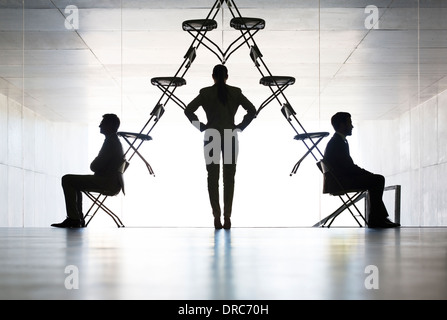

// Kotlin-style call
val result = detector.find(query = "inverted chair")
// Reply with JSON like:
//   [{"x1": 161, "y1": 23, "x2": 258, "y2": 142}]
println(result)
[{"x1": 279, "y1": 104, "x2": 329, "y2": 175}]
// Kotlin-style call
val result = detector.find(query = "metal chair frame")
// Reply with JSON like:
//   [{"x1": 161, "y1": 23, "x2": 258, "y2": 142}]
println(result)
[
  {"x1": 82, "y1": 159, "x2": 129, "y2": 228},
  {"x1": 279, "y1": 104, "x2": 329, "y2": 174},
  {"x1": 82, "y1": 191, "x2": 125, "y2": 228},
  {"x1": 314, "y1": 160, "x2": 369, "y2": 227}
]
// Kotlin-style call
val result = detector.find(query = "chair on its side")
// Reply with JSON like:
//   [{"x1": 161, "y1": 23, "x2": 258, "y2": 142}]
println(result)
[
  {"x1": 279, "y1": 104, "x2": 329, "y2": 175},
  {"x1": 314, "y1": 159, "x2": 368, "y2": 228}
]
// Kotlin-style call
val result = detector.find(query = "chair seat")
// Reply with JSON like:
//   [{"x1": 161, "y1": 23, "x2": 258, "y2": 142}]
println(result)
[
  {"x1": 294, "y1": 132, "x2": 329, "y2": 141},
  {"x1": 327, "y1": 189, "x2": 367, "y2": 196},
  {"x1": 151, "y1": 77, "x2": 187, "y2": 87},
  {"x1": 182, "y1": 19, "x2": 218, "y2": 31},
  {"x1": 260, "y1": 76, "x2": 295, "y2": 87},
  {"x1": 97, "y1": 189, "x2": 121, "y2": 197},
  {"x1": 117, "y1": 131, "x2": 152, "y2": 141},
  {"x1": 230, "y1": 17, "x2": 265, "y2": 30}
]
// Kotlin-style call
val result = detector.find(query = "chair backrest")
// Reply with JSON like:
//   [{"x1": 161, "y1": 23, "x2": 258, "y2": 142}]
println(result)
[
  {"x1": 150, "y1": 103, "x2": 165, "y2": 122},
  {"x1": 316, "y1": 159, "x2": 367, "y2": 195},
  {"x1": 316, "y1": 160, "x2": 330, "y2": 174},
  {"x1": 118, "y1": 159, "x2": 130, "y2": 174},
  {"x1": 281, "y1": 103, "x2": 296, "y2": 121},
  {"x1": 118, "y1": 159, "x2": 130, "y2": 195},
  {"x1": 249, "y1": 45, "x2": 262, "y2": 67},
  {"x1": 184, "y1": 46, "x2": 197, "y2": 69}
]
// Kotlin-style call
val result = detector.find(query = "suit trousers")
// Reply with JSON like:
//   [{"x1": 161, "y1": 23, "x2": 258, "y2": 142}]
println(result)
[
  {"x1": 204, "y1": 130, "x2": 238, "y2": 218},
  {"x1": 340, "y1": 173, "x2": 389, "y2": 223},
  {"x1": 62, "y1": 174, "x2": 121, "y2": 220}
]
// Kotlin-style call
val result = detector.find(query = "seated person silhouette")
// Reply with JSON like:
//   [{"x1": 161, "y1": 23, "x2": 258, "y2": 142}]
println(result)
[
  {"x1": 323, "y1": 112, "x2": 400, "y2": 228},
  {"x1": 51, "y1": 114, "x2": 124, "y2": 228}
]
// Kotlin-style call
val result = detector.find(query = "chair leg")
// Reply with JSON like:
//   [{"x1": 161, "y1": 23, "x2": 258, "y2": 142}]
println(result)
[
  {"x1": 327, "y1": 193, "x2": 366, "y2": 227},
  {"x1": 314, "y1": 192, "x2": 367, "y2": 228},
  {"x1": 95, "y1": 198, "x2": 125, "y2": 228},
  {"x1": 290, "y1": 136, "x2": 327, "y2": 175},
  {"x1": 83, "y1": 192, "x2": 125, "y2": 228},
  {"x1": 83, "y1": 192, "x2": 103, "y2": 227}
]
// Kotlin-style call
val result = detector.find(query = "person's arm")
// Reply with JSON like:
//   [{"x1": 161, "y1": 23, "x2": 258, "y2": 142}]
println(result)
[
  {"x1": 235, "y1": 90, "x2": 256, "y2": 131},
  {"x1": 90, "y1": 137, "x2": 123, "y2": 175},
  {"x1": 184, "y1": 93, "x2": 206, "y2": 132},
  {"x1": 90, "y1": 140, "x2": 111, "y2": 173}
]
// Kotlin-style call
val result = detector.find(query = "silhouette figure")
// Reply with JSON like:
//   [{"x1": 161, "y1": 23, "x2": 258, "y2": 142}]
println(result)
[
  {"x1": 323, "y1": 112, "x2": 400, "y2": 228},
  {"x1": 184, "y1": 64, "x2": 256, "y2": 229},
  {"x1": 51, "y1": 114, "x2": 124, "y2": 228}
]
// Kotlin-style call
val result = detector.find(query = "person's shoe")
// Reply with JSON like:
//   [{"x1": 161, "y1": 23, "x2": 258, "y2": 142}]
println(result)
[
  {"x1": 51, "y1": 218, "x2": 84, "y2": 228},
  {"x1": 368, "y1": 218, "x2": 400, "y2": 228},
  {"x1": 214, "y1": 217, "x2": 223, "y2": 229},
  {"x1": 223, "y1": 217, "x2": 231, "y2": 230},
  {"x1": 384, "y1": 218, "x2": 400, "y2": 227}
]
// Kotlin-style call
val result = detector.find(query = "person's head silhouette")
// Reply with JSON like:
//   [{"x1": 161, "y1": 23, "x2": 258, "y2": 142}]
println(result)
[
  {"x1": 331, "y1": 112, "x2": 353, "y2": 137},
  {"x1": 212, "y1": 64, "x2": 228, "y2": 83},
  {"x1": 99, "y1": 113, "x2": 120, "y2": 136},
  {"x1": 212, "y1": 64, "x2": 229, "y2": 104}
]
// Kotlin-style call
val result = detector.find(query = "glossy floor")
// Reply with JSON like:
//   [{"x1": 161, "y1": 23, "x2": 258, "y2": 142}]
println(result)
[{"x1": 0, "y1": 227, "x2": 446, "y2": 300}]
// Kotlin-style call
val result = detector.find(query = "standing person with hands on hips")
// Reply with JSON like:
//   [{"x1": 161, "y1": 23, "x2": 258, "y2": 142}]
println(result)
[{"x1": 184, "y1": 64, "x2": 256, "y2": 229}]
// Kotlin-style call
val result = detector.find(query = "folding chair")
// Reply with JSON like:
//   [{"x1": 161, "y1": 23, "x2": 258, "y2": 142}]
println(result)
[
  {"x1": 118, "y1": 131, "x2": 155, "y2": 176},
  {"x1": 82, "y1": 159, "x2": 130, "y2": 228},
  {"x1": 226, "y1": 0, "x2": 266, "y2": 60},
  {"x1": 257, "y1": 76, "x2": 296, "y2": 114},
  {"x1": 224, "y1": 17, "x2": 265, "y2": 63},
  {"x1": 150, "y1": 77, "x2": 187, "y2": 111},
  {"x1": 181, "y1": 0, "x2": 266, "y2": 66},
  {"x1": 278, "y1": 104, "x2": 330, "y2": 175},
  {"x1": 146, "y1": 39, "x2": 195, "y2": 117},
  {"x1": 313, "y1": 159, "x2": 368, "y2": 228},
  {"x1": 182, "y1": 19, "x2": 221, "y2": 62},
  {"x1": 182, "y1": 1, "x2": 265, "y2": 64},
  {"x1": 117, "y1": 102, "x2": 166, "y2": 178},
  {"x1": 181, "y1": 0, "x2": 222, "y2": 62}
]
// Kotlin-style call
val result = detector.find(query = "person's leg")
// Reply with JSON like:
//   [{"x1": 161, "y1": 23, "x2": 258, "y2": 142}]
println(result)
[
  {"x1": 222, "y1": 131, "x2": 238, "y2": 229},
  {"x1": 206, "y1": 163, "x2": 222, "y2": 219},
  {"x1": 76, "y1": 189, "x2": 83, "y2": 220},
  {"x1": 204, "y1": 135, "x2": 223, "y2": 229},
  {"x1": 364, "y1": 174, "x2": 389, "y2": 223},
  {"x1": 342, "y1": 173, "x2": 391, "y2": 224},
  {"x1": 61, "y1": 174, "x2": 85, "y2": 220},
  {"x1": 223, "y1": 163, "x2": 236, "y2": 220},
  {"x1": 54, "y1": 174, "x2": 120, "y2": 227}
]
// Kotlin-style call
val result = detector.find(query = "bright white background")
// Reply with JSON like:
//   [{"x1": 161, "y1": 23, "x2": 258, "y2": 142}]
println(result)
[{"x1": 86, "y1": 90, "x2": 362, "y2": 228}]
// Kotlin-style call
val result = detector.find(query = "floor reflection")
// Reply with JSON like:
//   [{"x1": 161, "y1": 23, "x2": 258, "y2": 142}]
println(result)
[
  {"x1": 0, "y1": 227, "x2": 446, "y2": 300},
  {"x1": 210, "y1": 230, "x2": 234, "y2": 299}
]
